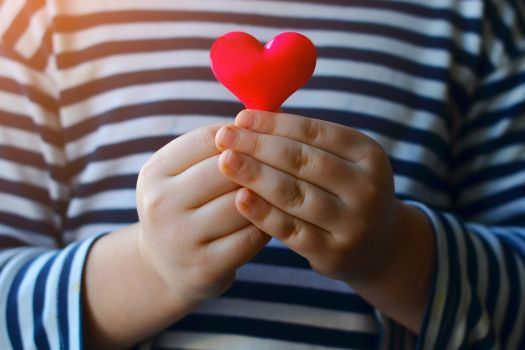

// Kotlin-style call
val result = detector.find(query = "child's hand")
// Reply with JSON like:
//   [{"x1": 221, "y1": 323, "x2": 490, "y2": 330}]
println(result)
[
  {"x1": 136, "y1": 125, "x2": 271, "y2": 301},
  {"x1": 215, "y1": 110, "x2": 402, "y2": 283}
]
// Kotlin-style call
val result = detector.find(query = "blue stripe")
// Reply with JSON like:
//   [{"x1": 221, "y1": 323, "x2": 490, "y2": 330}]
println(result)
[
  {"x1": 472, "y1": 327, "x2": 497, "y2": 349},
  {"x1": 307, "y1": 76, "x2": 448, "y2": 118},
  {"x1": 0, "y1": 211, "x2": 59, "y2": 239},
  {"x1": 33, "y1": 254, "x2": 57, "y2": 350},
  {"x1": 6, "y1": 257, "x2": 38, "y2": 350},
  {"x1": 499, "y1": 238, "x2": 521, "y2": 349},
  {"x1": 57, "y1": 242, "x2": 83, "y2": 349},
  {"x1": 65, "y1": 209, "x2": 138, "y2": 230},
  {"x1": 251, "y1": 246, "x2": 310, "y2": 269},
  {"x1": 319, "y1": 46, "x2": 449, "y2": 81},
  {"x1": 460, "y1": 99, "x2": 525, "y2": 138},
  {"x1": 476, "y1": 230, "x2": 501, "y2": 322},
  {"x1": 459, "y1": 184, "x2": 525, "y2": 217},
  {"x1": 433, "y1": 213, "x2": 462, "y2": 348},
  {"x1": 225, "y1": 281, "x2": 374, "y2": 314},
  {"x1": 73, "y1": 174, "x2": 138, "y2": 198},
  {"x1": 474, "y1": 70, "x2": 525, "y2": 102},
  {"x1": 455, "y1": 160, "x2": 525, "y2": 190},
  {"x1": 173, "y1": 314, "x2": 379, "y2": 349},
  {"x1": 390, "y1": 157, "x2": 449, "y2": 192},
  {"x1": 63, "y1": 100, "x2": 238, "y2": 143},
  {"x1": 455, "y1": 130, "x2": 525, "y2": 164},
  {"x1": 68, "y1": 136, "x2": 173, "y2": 176},
  {"x1": 485, "y1": 0, "x2": 520, "y2": 59},
  {"x1": 508, "y1": 0, "x2": 525, "y2": 37},
  {"x1": 256, "y1": 0, "x2": 483, "y2": 33}
]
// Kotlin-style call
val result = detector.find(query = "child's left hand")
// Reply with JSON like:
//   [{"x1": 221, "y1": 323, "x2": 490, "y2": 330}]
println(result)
[{"x1": 215, "y1": 110, "x2": 404, "y2": 283}]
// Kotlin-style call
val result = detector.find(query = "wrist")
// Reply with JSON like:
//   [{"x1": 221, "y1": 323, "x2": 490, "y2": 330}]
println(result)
[
  {"x1": 347, "y1": 201, "x2": 436, "y2": 332},
  {"x1": 135, "y1": 223, "x2": 203, "y2": 308}
]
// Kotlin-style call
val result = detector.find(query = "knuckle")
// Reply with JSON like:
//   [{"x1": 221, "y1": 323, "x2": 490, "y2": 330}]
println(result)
[
  {"x1": 139, "y1": 186, "x2": 169, "y2": 218},
  {"x1": 280, "y1": 181, "x2": 306, "y2": 209},
  {"x1": 246, "y1": 225, "x2": 264, "y2": 245},
  {"x1": 309, "y1": 200, "x2": 336, "y2": 223},
  {"x1": 250, "y1": 134, "x2": 264, "y2": 157},
  {"x1": 290, "y1": 145, "x2": 310, "y2": 174},
  {"x1": 304, "y1": 119, "x2": 322, "y2": 144},
  {"x1": 309, "y1": 151, "x2": 332, "y2": 177},
  {"x1": 200, "y1": 125, "x2": 221, "y2": 151},
  {"x1": 281, "y1": 216, "x2": 302, "y2": 240}
]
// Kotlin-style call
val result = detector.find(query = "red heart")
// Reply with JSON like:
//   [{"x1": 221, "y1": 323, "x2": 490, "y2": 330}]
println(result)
[{"x1": 210, "y1": 31, "x2": 317, "y2": 112}]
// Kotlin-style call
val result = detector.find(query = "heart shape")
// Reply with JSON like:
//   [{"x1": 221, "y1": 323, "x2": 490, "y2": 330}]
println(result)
[{"x1": 210, "y1": 31, "x2": 317, "y2": 112}]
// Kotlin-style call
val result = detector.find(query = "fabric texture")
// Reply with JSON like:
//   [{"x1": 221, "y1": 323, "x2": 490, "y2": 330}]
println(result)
[{"x1": 0, "y1": 0, "x2": 524, "y2": 349}]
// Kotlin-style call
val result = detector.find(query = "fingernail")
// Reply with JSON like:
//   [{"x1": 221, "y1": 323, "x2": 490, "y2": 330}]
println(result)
[
  {"x1": 237, "y1": 188, "x2": 253, "y2": 209},
  {"x1": 217, "y1": 126, "x2": 237, "y2": 148},
  {"x1": 222, "y1": 150, "x2": 242, "y2": 172},
  {"x1": 236, "y1": 110, "x2": 254, "y2": 129}
]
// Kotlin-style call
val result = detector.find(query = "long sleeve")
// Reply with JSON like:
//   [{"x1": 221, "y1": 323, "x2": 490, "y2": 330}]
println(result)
[
  {"x1": 0, "y1": 2, "x2": 101, "y2": 348},
  {"x1": 381, "y1": 6, "x2": 525, "y2": 347}
]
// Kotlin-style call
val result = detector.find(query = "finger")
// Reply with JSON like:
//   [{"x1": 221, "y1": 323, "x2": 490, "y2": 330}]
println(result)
[
  {"x1": 208, "y1": 224, "x2": 271, "y2": 272},
  {"x1": 189, "y1": 190, "x2": 250, "y2": 242},
  {"x1": 146, "y1": 123, "x2": 226, "y2": 177},
  {"x1": 218, "y1": 150, "x2": 343, "y2": 231},
  {"x1": 215, "y1": 125, "x2": 354, "y2": 196},
  {"x1": 173, "y1": 155, "x2": 240, "y2": 208},
  {"x1": 235, "y1": 110, "x2": 374, "y2": 163},
  {"x1": 234, "y1": 188, "x2": 332, "y2": 261}
]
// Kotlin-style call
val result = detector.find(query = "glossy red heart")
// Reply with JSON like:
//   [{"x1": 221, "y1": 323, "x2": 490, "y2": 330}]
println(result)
[{"x1": 210, "y1": 32, "x2": 317, "y2": 112}]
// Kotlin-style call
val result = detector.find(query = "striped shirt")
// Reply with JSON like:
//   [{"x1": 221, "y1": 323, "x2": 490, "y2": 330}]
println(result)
[{"x1": 1, "y1": 0, "x2": 524, "y2": 349}]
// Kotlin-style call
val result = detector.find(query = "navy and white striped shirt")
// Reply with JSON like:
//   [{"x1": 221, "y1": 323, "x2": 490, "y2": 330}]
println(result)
[{"x1": 1, "y1": 0, "x2": 524, "y2": 349}]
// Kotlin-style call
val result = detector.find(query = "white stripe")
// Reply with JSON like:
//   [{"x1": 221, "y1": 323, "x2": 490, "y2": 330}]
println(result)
[
  {"x1": 404, "y1": 202, "x2": 448, "y2": 349},
  {"x1": 58, "y1": 49, "x2": 207, "y2": 89},
  {"x1": 58, "y1": 21, "x2": 455, "y2": 67},
  {"x1": 73, "y1": 153, "x2": 149, "y2": 183},
  {"x1": 475, "y1": 226, "x2": 508, "y2": 339},
  {"x1": 465, "y1": 224, "x2": 489, "y2": 312},
  {"x1": 237, "y1": 262, "x2": 355, "y2": 294},
  {"x1": 155, "y1": 331, "x2": 354, "y2": 350},
  {"x1": 0, "y1": 90, "x2": 58, "y2": 129},
  {"x1": 0, "y1": 159, "x2": 57, "y2": 193},
  {"x1": 40, "y1": 241, "x2": 80, "y2": 349},
  {"x1": 455, "y1": 144, "x2": 525, "y2": 180},
  {"x1": 469, "y1": 197, "x2": 525, "y2": 223},
  {"x1": 196, "y1": 298, "x2": 378, "y2": 333},
  {"x1": 459, "y1": 117, "x2": 525, "y2": 156},
  {"x1": 0, "y1": 57, "x2": 55, "y2": 93},
  {"x1": 289, "y1": 89, "x2": 449, "y2": 139},
  {"x1": 64, "y1": 223, "x2": 124, "y2": 242},
  {"x1": 446, "y1": 216, "x2": 472, "y2": 349},
  {"x1": 61, "y1": 80, "x2": 448, "y2": 134},
  {"x1": 467, "y1": 79, "x2": 525, "y2": 125},
  {"x1": 66, "y1": 115, "x2": 233, "y2": 160},
  {"x1": 0, "y1": 224, "x2": 56, "y2": 248},
  {"x1": 491, "y1": 0, "x2": 525, "y2": 52},
  {"x1": 0, "y1": 248, "x2": 43, "y2": 350},
  {"x1": 17, "y1": 251, "x2": 55, "y2": 350},
  {"x1": 67, "y1": 237, "x2": 101, "y2": 348},
  {"x1": 508, "y1": 256, "x2": 525, "y2": 349},
  {"x1": 0, "y1": 124, "x2": 63, "y2": 161},
  {"x1": 57, "y1": 0, "x2": 482, "y2": 39},
  {"x1": 394, "y1": 175, "x2": 450, "y2": 208},
  {"x1": 368, "y1": 130, "x2": 448, "y2": 177},
  {"x1": 68, "y1": 189, "x2": 136, "y2": 215},
  {"x1": 459, "y1": 169, "x2": 525, "y2": 207},
  {"x1": 0, "y1": 192, "x2": 55, "y2": 222},
  {"x1": 14, "y1": 7, "x2": 48, "y2": 60},
  {"x1": 0, "y1": 0, "x2": 25, "y2": 38}
]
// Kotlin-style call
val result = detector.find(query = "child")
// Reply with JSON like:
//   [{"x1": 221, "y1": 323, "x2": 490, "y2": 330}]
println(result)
[{"x1": 0, "y1": 0, "x2": 524, "y2": 348}]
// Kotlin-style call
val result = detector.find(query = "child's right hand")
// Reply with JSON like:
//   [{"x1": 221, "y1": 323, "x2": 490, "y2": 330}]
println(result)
[{"x1": 135, "y1": 124, "x2": 271, "y2": 301}]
